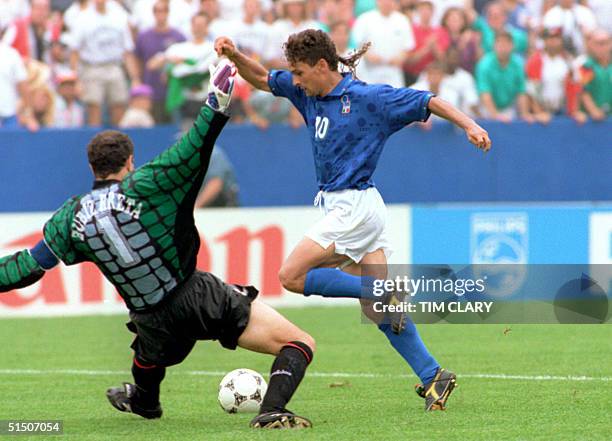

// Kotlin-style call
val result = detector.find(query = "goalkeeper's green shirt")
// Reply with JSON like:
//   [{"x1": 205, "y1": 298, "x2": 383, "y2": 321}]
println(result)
[{"x1": 0, "y1": 105, "x2": 228, "y2": 311}]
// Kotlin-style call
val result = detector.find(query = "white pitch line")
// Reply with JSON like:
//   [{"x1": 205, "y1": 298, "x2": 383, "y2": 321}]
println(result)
[
  {"x1": 0, "y1": 369, "x2": 609, "y2": 382},
  {"x1": 458, "y1": 373, "x2": 612, "y2": 382}
]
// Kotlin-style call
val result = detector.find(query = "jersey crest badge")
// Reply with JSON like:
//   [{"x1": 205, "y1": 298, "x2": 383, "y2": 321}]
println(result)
[{"x1": 341, "y1": 95, "x2": 351, "y2": 114}]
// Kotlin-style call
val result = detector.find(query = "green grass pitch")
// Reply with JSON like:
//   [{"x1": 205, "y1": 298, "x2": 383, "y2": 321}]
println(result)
[{"x1": 0, "y1": 306, "x2": 610, "y2": 441}]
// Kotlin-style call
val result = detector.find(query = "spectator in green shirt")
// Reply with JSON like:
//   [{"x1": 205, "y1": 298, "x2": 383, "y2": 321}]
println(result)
[
  {"x1": 471, "y1": 1, "x2": 528, "y2": 55},
  {"x1": 476, "y1": 31, "x2": 534, "y2": 122},
  {"x1": 355, "y1": 0, "x2": 376, "y2": 17},
  {"x1": 581, "y1": 29, "x2": 612, "y2": 121}
]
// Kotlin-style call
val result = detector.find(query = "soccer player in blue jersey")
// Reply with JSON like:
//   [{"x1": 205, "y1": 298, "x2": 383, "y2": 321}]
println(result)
[{"x1": 215, "y1": 29, "x2": 491, "y2": 411}]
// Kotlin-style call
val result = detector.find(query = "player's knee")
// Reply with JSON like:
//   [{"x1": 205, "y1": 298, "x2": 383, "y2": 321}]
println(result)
[
  {"x1": 281, "y1": 332, "x2": 316, "y2": 354},
  {"x1": 300, "y1": 333, "x2": 316, "y2": 353},
  {"x1": 278, "y1": 265, "x2": 293, "y2": 289},
  {"x1": 278, "y1": 265, "x2": 305, "y2": 293}
]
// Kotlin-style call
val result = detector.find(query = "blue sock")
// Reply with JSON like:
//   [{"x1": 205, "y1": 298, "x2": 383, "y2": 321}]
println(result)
[
  {"x1": 378, "y1": 321, "x2": 439, "y2": 385},
  {"x1": 304, "y1": 268, "x2": 376, "y2": 300}
]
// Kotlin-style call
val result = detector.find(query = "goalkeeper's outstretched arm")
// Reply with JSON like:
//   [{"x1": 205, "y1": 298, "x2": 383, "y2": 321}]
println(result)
[
  {"x1": 125, "y1": 59, "x2": 235, "y2": 205},
  {"x1": 0, "y1": 240, "x2": 59, "y2": 292},
  {"x1": 215, "y1": 37, "x2": 271, "y2": 92}
]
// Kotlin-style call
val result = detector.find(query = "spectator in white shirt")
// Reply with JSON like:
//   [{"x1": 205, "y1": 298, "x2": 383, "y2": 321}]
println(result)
[
  {"x1": 233, "y1": 0, "x2": 271, "y2": 59},
  {"x1": 184, "y1": 0, "x2": 200, "y2": 15},
  {"x1": 200, "y1": 0, "x2": 269, "y2": 124},
  {"x1": 157, "y1": 12, "x2": 218, "y2": 130},
  {"x1": 217, "y1": 0, "x2": 244, "y2": 21},
  {"x1": 444, "y1": 46, "x2": 479, "y2": 117},
  {"x1": 70, "y1": 0, "x2": 140, "y2": 126},
  {"x1": 0, "y1": 41, "x2": 28, "y2": 129},
  {"x1": 330, "y1": 20, "x2": 352, "y2": 59},
  {"x1": 265, "y1": 0, "x2": 319, "y2": 68},
  {"x1": 0, "y1": 0, "x2": 29, "y2": 29},
  {"x1": 130, "y1": 0, "x2": 193, "y2": 37},
  {"x1": 588, "y1": 0, "x2": 612, "y2": 35},
  {"x1": 53, "y1": 71, "x2": 85, "y2": 128},
  {"x1": 262, "y1": 0, "x2": 319, "y2": 127},
  {"x1": 522, "y1": 0, "x2": 550, "y2": 29},
  {"x1": 201, "y1": 0, "x2": 235, "y2": 41},
  {"x1": 63, "y1": 0, "x2": 89, "y2": 32},
  {"x1": 412, "y1": 61, "x2": 455, "y2": 128},
  {"x1": 64, "y1": 0, "x2": 126, "y2": 34},
  {"x1": 351, "y1": 0, "x2": 415, "y2": 87},
  {"x1": 525, "y1": 27, "x2": 571, "y2": 122},
  {"x1": 542, "y1": 0, "x2": 597, "y2": 55}
]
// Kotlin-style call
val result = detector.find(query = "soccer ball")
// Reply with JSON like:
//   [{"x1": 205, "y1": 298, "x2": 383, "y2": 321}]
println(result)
[{"x1": 218, "y1": 368, "x2": 268, "y2": 414}]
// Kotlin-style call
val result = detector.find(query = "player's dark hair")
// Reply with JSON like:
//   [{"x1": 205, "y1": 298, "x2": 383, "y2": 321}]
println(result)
[
  {"x1": 283, "y1": 29, "x2": 371, "y2": 78},
  {"x1": 87, "y1": 130, "x2": 134, "y2": 178}
]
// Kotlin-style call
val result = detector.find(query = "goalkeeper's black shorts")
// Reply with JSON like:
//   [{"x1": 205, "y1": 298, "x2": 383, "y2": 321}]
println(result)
[{"x1": 126, "y1": 271, "x2": 258, "y2": 367}]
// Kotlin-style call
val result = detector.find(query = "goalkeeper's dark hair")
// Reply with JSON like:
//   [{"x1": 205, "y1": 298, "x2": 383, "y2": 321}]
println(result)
[
  {"x1": 283, "y1": 28, "x2": 371, "y2": 78},
  {"x1": 87, "y1": 130, "x2": 134, "y2": 178}
]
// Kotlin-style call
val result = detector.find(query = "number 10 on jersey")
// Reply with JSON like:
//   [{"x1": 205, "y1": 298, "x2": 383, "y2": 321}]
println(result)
[{"x1": 315, "y1": 116, "x2": 329, "y2": 140}]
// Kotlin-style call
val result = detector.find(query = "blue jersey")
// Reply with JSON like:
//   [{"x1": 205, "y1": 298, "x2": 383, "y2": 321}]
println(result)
[{"x1": 268, "y1": 71, "x2": 433, "y2": 191}]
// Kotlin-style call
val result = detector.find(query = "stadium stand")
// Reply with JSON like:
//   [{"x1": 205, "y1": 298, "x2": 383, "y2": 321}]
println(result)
[{"x1": 0, "y1": 0, "x2": 609, "y2": 131}]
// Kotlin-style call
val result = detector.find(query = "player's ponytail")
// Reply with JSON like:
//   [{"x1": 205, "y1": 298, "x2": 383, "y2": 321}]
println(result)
[
  {"x1": 338, "y1": 42, "x2": 371, "y2": 78},
  {"x1": 284, "y1": 29, "x2": 370, "y2": 79}
]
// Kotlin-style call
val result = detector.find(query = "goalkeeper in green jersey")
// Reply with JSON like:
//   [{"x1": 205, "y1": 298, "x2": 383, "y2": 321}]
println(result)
[{"x1": 0, "y1": 59, "x2": 314, "y2": 430}]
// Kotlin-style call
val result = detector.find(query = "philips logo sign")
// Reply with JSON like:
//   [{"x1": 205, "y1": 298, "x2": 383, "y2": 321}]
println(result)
[{"x1": 470, "y1": 213, "x2": 529, "y2": 264}]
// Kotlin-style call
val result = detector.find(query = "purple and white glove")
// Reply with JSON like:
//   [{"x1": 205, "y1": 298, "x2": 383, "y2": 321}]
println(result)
[{"x1": 206, "y1": 58, "x2": 236, "y2": 114}]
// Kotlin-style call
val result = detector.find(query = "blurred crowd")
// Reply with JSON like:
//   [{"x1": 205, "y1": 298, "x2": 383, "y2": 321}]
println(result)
[{"x1": 0, "y1": 0, "x2": 610, "y2": 131}]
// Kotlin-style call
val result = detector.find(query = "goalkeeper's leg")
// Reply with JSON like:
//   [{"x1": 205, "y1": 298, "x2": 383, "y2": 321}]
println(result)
[
  {"x1": 106, "y1": 357, "x2": 165, "y2": 419},
  {"x1": 238, "y1": 299, "x2": 314, "y2": 429}
]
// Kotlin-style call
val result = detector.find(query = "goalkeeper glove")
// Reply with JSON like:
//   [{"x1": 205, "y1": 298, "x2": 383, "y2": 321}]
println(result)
[{"x1": 206, "y1": 58, "x2": 236, "y2": 114}]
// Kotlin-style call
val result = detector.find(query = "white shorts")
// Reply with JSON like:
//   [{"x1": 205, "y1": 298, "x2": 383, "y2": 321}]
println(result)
[{"x1": 305, "y1": 187, "x2": 393, "y2": 263}]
